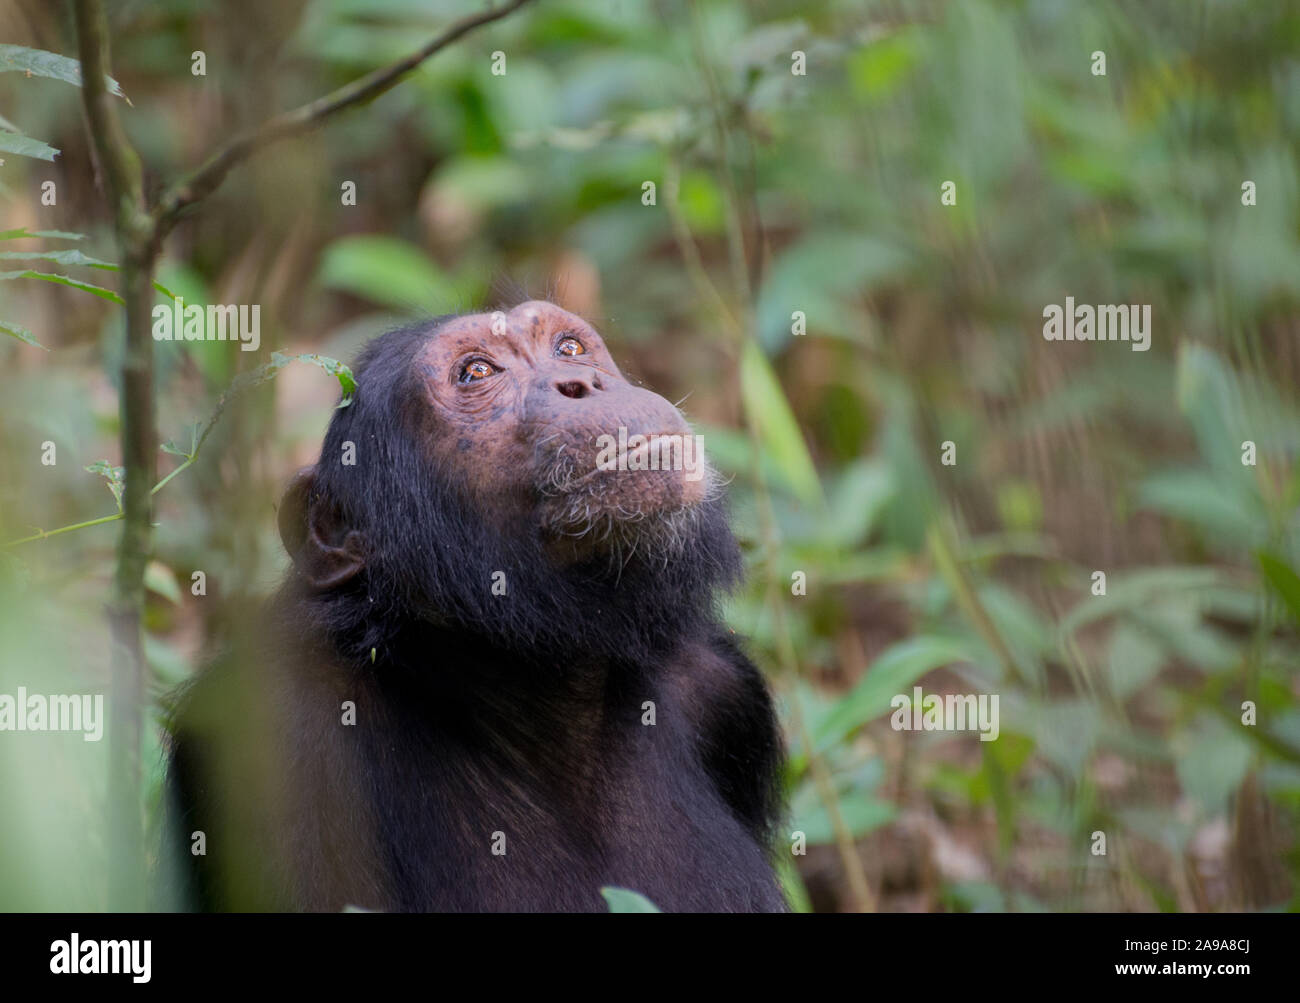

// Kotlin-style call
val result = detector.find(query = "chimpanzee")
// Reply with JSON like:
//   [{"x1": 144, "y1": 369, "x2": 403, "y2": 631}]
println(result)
[{"x1": 164, "y1": 301, "x2": 786, "y2": 912}]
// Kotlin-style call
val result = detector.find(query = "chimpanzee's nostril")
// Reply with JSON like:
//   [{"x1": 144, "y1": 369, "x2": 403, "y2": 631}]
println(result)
[{"x1": 556, "y1": 381, "x2": 588, "y2": 399}]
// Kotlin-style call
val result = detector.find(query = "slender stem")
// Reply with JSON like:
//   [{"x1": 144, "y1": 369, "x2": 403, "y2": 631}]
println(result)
[
  {"x1": 150, "y1": 457, "x2": 194, "y2": 497},
  {"x1": 928, "y1": 520, "x2": 1027, "y2": 687},
  {"x1": 74, "y1": 0, "x2": 158, "y2": 912},
  {"x1": 6, "y1": 452, "x2": 206, "y2": 547},
  {"x1": 4, "y1": 513, "x2": 124, "y2": 546}
]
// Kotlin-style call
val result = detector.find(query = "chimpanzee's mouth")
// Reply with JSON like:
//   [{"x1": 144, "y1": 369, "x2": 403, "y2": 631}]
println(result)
[
  {"x1": 542, "y1": 430, "x2": 705, "y2": 493},
  {"x1": 534, "y1": 430, "x2": 717, "y2": 550}
]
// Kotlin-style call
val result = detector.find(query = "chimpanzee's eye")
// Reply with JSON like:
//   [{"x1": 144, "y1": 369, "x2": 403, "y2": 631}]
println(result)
[
  {"x1": 556, "y1": 336, "x2": 586, "y2": 357},
  {"x1": 459, "y1": 359, "x2": 497, "y2": 383}
]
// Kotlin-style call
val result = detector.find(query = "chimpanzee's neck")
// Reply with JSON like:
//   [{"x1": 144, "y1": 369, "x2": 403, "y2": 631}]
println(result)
[{"x1": 360, "y1": 617, "x2": 662, "y2": 762}]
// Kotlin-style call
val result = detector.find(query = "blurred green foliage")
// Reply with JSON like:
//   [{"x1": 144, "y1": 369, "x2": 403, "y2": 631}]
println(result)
[{"x1": 1, "y1": 0, "x2": 1298, "y2": 912}]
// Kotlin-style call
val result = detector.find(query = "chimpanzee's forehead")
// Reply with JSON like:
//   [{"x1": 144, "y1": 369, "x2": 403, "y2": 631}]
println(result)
[{"x1": 427, "y1": 301, "x2": 600, "y2": 347}]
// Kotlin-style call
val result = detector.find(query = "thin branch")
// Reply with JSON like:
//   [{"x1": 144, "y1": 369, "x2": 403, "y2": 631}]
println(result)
[
  {"x1": 153, "y1": 0, "x2": 536, "y2": 231},
  {"x1": 75, "y1": 0, "x2": 160, "y2": 914},
  {"x1": 72, "y1": 0, "x2": 146, "y2": 234},
  {"x1": 4, "y1": 513, "x2": 125, "y2": 547}
]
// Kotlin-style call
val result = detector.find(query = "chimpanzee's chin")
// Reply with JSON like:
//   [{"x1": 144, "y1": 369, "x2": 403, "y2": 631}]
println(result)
[
  {"x1": 541, "y1": 493, "x2": 730, "y2": 583},
  {"x1": 539, "y1": 461, "x2": 715, "y2": 540}
]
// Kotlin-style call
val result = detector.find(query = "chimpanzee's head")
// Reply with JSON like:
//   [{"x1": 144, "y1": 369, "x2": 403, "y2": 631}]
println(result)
[
  {"x1": 410, "y1": 300, "x2": 715, "y2": 548},
  {"x1": 278, "y1": 302, "x2": 740, "y2": 662}
]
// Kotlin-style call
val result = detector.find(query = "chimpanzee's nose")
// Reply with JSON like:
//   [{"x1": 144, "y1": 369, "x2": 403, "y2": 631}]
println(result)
[{"x1": 554, "y1": 372, "x2": 603, "y2": 399}]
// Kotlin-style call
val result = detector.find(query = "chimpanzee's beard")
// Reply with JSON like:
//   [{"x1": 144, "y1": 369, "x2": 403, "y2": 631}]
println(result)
[
  {"x1": 329, "y1": 443, "x2": 742, "y2": 665},
  {"x1": 532, "y1": 435, "x2": 724, "y2": 570}
]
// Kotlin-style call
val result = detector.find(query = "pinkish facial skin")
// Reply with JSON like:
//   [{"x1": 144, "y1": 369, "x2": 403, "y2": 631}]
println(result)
[{"x1": 410, "y1": 302, "x2": 709, "y2": 554}]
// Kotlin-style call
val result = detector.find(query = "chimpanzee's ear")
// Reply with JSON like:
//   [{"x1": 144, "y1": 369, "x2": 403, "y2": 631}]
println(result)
[{"x1": 277, "y1": 466, "x2": 365, "y2": 590}]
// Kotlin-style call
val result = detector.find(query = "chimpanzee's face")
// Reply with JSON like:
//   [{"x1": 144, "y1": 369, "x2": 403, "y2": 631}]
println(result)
[{"x1": 412, "y1": 301, "x2": 712, "y2": 547}]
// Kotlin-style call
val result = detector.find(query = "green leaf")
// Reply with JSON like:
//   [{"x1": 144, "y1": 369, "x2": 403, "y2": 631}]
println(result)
[
  {"x1": 1032, "y1": 698, "x2": 1100, "y2": 777},
  {"x1": 0, "y1": 269, "x2": 122, "y2": 304},
  {"x1": 977, "y1": 582, "x2": 1053, "y2": 661},
  {"x1": 1140, "y1": 599, "x2": 1240, "y2": 674},
  {"x1": 1174, "y1": 714, "x2": 1252, "y2": 815},
  {"x1": 739, "y1": 339, "x2": 823, "y2": 507},
  {"x1": 293, "y1": 353, "x2": 358, "y2": 399},
  {"x1": 1138, "y1": 468, "x2": 1262, "y2": 548},
  {"x1": 600, "y1": 887, "x2": 661, "y2": 913},
  {"x1": 151, "y1": 280, "x2": 180, "y2": 301},
  {"x1": 1107, "y1": 624, "x2": 1165, "y2": 700},
  {"x1": 877, "y1": 381, "x2": 939, "y2": 550},
  {"x1": 233, "y1": 351, "x2": 357, "y2": 407},
  {"x1": 847, "y1": 28, "x2": 919, "y2": 99},
  {"x1": 756, "y1": 232, "x2": 910, "y2": 350},
  {"x1": 432, "y1": 155, "x2": 532, "y2": 213},
  {"x1": 0, "y1": 44, "x2": 126, "y2": 99},
  {"x1": 85, "y1": 460, "x2": 125, "y2": 512},
  {"x1": 1175, "y1": 344, "x2": 1250, "y2": 478},
  {"x1": 813, "y1": 636, "x2": 974, "y2": 752},
  {"x1": 790, "y1": 787, "x2": 896, "y2": 845},
  {"x1": 316, "y1": 235, "x2": 457, "y2": 314},
  {"x1": 1258, "y1": 551, "x2": 1300, "y2": 625},
  {"x1": 0, "y1": 249, "x2": 114, "y2": 268},
  {"x1": 0, "y1": 251, "x2": 170, "y2": 348},
  {"x1": 775, "y1": 849, "x2": 812, "y2": 913},
  {"x1": 161, "y1": 422, "x2": 201, "y2": 459},
  {"x1": 0, "y1": 318, "x2": 44, "y2": 349},
  {"x1": 0, "y1": 246, "x2": 177, "y2": 299},
  {"x1": 0, "y1": 131, "x2": 58, "y2": 161},
  {"x1": 144, "y1": 560, "x2": 182, "y2": 606},
  {"x1": 1057, "y1": 567, "x2": 1224, "y2": 638},
  {"x1": 0, "y1": 253, "x2": 177, "y2": 322},
  {"x1": 0, "y1": 228, "x2": 86, "y2": 241},
  {"x1": 823, "y1": 458, "x2": 894, "y2": 546}
]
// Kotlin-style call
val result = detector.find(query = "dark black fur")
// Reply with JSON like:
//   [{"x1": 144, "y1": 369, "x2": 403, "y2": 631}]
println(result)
[{"x1": 165, "y1": 319, "x2": 787, "y2": 912}]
